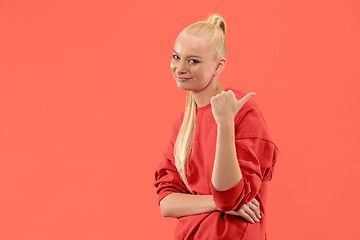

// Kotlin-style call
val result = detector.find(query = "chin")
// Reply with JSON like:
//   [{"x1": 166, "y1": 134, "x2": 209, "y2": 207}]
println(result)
[{"x1": 176, "y1": 83, "x2": 191, "y2": 91}]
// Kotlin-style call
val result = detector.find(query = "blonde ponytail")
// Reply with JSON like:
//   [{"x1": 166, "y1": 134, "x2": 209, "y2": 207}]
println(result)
[{"x1": 174, "y1": 91, "x2": 196, "y2": 194}]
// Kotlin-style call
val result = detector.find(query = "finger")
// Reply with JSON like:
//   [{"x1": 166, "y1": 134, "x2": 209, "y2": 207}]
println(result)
[
  {"x1": 243, "y1": 205, "x2": 260, "y2": 223},
  {"x1": 227, "y1": 90, "x2": 235, "y2": 96},
  {"x1": 228, "y1": 90, "x2": 238, "y2": 101},
  {"x1": 226, "y1": 211, "x2": 239, "y2": 217},
  {"x1": 251, "y1": 198, "x2": 260, "y2": 208},
  {"x1": 239, "y1": 92, "x2": 256, "y2": 105},
  {"x1": 226, "y1": 209, "x2": 255, "y2": 224},
  {"x1": 248, "y1": 201, "x2": 262, "y2": 220},
  {"x1": 236, "y1": 210, "x2": 255, "y2": 224}
]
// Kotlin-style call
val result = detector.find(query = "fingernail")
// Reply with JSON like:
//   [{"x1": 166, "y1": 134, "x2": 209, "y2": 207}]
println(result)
[{"x1": 251, "y1": 92, "x2": 256, "y2": 96}]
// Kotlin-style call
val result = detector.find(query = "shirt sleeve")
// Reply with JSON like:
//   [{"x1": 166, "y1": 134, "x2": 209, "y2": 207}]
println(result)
[
  {"x1": 210, "y1": 103, "x2": 279, "y2": 212},
  {"x1": 153, "y1": 112, "x2": 190, "y2": 206}
]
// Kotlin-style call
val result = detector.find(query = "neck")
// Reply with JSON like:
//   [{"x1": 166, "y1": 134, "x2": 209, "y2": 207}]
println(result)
[{"x1": 190, "y1": 79, "x2": 226, "y2": 108}]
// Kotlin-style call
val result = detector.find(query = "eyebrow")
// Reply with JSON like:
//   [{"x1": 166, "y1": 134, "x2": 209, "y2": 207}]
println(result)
[{"x1": 173, "y1": 50, "x2": 204, "y2": 59}]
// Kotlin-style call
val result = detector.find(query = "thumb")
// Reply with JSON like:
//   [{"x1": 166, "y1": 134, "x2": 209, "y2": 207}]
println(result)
[{"x1": 237, "y1": 92, "x2": 256, "y2": 111}]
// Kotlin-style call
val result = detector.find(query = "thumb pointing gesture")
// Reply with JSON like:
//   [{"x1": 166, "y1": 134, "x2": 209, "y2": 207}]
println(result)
[
  {"x1": 234, "y1": 92, "x2": 256, "y2": 115},
  {"x1": 210, "y1": 90, "x2": 256, "y2": 125}
]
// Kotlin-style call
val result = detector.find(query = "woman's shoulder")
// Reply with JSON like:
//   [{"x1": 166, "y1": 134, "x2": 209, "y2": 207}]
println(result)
[
  {"x1": 229, "y1": 87, "x2": 273, "y2": 141},
  {"x1": 175, "y1": 111, "x2": 185, "y2": 128},
  {"x1": 168, "y1": 111, "x2": 185, "y2": 138}
]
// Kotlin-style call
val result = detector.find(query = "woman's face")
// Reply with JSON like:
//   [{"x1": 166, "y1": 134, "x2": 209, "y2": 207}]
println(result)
[{"x1": 170, "y1": 32, "x2": 219, "y2": 91}]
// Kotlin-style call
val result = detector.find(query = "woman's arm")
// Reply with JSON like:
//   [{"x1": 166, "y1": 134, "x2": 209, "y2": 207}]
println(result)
[
  {"x1": 209, "y1": 91, "x2": 258, "y2": 212},
  {"x1": 211, "y1": 121, "x2": 242, "y2": 191},
  {"x1": 160, "y1": 192, "x2": 262, "y2": 223},
  {"x1": 210, "y1": 91, "x2": 254, "y2": 191},
  {"x1": 160, "y1": 193, "x2": 218, "y2": 218}
]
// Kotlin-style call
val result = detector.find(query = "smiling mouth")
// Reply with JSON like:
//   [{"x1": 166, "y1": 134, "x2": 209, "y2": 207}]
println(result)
[{"x1": 177, "y1": 76, "x2": 191, "y2": 81}]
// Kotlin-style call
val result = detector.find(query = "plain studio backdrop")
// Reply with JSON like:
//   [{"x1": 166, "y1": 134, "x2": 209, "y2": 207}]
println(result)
[{"x1": 0, "y1": 0, "x2": 359, "y2": 239}]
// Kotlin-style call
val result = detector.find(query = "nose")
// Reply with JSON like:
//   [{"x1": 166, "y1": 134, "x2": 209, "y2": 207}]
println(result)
[{"x1": 176, "y1": 60, "x2": 188, "y2": 74}]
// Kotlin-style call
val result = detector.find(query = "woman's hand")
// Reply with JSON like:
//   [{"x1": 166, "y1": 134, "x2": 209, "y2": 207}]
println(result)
[
  {"x1": 225, "y1": 198, "x2": 262, "y2": 223},
  {"x1": 210, "y1": 90, "x2": 256, "y2": 125}
]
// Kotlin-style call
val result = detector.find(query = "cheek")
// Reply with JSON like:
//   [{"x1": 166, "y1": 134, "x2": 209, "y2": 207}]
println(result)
[
  {"x1": 170, "y1": 61, "x2": 176, "y2": 72},
  {"x1": 193, "y1": 67, "x2": 208, "y2": 78},
  {"x1": 196, "y1": 69, "x2": 214, "y2": 83}
]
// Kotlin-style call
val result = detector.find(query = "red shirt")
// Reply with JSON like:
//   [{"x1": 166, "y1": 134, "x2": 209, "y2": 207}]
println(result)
[{"x1": 154, "y1": 86, "x2": 279, "y2": 240}]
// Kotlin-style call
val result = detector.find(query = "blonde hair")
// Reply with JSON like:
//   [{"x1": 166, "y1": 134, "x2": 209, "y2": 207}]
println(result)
[{"x1": 173, "y1": 14, "x2": 227, "y2": 194}]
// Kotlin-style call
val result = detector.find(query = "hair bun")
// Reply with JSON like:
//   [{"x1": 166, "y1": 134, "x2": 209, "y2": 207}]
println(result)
[{"x1": 207, "y1": 14, "x2": 226, "y2": 35}]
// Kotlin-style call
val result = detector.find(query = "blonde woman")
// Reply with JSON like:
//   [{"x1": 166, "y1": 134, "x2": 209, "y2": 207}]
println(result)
[{"x1": 154, "y1": 14, "x2": 279, "y2": 240}]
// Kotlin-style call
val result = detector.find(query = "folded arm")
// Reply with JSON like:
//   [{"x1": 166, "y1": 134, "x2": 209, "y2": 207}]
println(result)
[
  {"x1": 160, "y1": 192, "x2": 261, "y2": 223},
  {"x1": 160, "y1": 193, "x2": 218, "y2": 218},
  {"x1": 154, "y1": 156, "x2": 261, "y2": 221}
]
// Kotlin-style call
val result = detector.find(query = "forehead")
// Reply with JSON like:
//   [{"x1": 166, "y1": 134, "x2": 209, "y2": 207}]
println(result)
[{"x1": 173, "y1": 33, "x2": 211, "y2": 58}]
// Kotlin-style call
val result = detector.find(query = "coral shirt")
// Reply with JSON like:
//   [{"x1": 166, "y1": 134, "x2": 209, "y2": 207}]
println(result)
[{"x1": 153, "y1": 86, "x2": 279, "y2": 240}]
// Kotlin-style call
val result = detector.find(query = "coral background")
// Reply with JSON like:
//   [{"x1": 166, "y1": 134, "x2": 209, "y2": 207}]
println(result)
[{"x1": 1, "y1": 0, "x2": 359, "y2": 239}]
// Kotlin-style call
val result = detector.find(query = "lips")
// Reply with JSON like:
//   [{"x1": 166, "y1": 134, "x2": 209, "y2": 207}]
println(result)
[{"x1": 177, "y1": 76, "x2": 191, "y2": 81}]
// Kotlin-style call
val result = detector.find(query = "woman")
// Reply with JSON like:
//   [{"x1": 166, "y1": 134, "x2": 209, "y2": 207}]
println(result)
[{"x1": 153, "y1": 14, "x2": 279, "y2": 240}]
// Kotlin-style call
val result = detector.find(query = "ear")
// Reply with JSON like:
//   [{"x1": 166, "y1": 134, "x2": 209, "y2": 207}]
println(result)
[{"x1": 215, "y1": 57, "x2": 226, "y2": 74}]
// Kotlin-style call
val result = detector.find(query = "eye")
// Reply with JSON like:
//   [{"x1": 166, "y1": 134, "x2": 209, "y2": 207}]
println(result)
[
  {"x1": 189, "y1": 59, "x2": 199, "y2": 64},
  {"x1": 172, "y1": 54, "x2": 179, "y2": 60}
]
